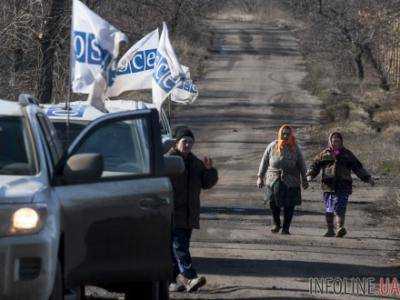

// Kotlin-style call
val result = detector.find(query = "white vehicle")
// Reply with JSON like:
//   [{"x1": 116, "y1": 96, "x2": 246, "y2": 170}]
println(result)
[
  {"x1": 0, "y1": 94, "x2": 183, "y2": 300},
  {"x1": 43, "y1": 100, "x2": 172, "y2": 149}
]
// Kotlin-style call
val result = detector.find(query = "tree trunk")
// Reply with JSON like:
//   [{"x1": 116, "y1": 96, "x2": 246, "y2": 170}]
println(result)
[
  {"x1": 170, "y1": 0, "x2": 184, "y2": 35},
  {"x1": 318, "y1": 0, "x2": 323, "y2": 14},
  {"x1": 364, "y1": 44, "x2": 390, "y2": 91},
  {"x1": 11, "y1": 0, "x2": 23, "y2": 100},
  {"x1": 354, "y1": 51, "x2": 364, "y2": 80},
  {"x1": 37, "y1": 0, "x2": 66, "y2": 103}
]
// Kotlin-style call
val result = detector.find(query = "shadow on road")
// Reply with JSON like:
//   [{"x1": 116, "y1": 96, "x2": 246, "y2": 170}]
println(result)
[
  {"x1": 173, "y1": 284, "x2": 398, "y2": 299},
  {"x1": 201, "y1": 206, "x2": 325, "y2": 217},
  {"x1": 87, "y1": 298, "x2": 118, "y2": 300},
  {"x1": 194, "y1": 257, "x2": 400, "y2": 279}
]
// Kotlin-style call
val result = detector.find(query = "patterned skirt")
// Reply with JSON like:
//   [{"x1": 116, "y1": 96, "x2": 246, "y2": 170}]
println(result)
[
  {"x1": 323, "y1": 192, "x2": 349, "y2": 215},
  {"x1": 265, "y1": 179, "x2": 302, "y2": 208}
]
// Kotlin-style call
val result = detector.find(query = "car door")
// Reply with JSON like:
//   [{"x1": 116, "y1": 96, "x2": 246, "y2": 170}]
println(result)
[{"x1": 53, "y1": 109, "x2": 173, "y2": 288}]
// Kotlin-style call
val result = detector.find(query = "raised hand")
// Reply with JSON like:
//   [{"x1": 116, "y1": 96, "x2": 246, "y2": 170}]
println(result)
[{"x1": 203, "y1": 156, "x2": 213, "y2": 169}]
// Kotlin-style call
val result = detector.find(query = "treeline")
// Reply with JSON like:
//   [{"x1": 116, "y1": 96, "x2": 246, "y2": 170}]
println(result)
[
  {"x1": 284, "y1": 0, "x2": 400, "y2": 91},
  {"x1": 0, "y1": 0, "x2": 219, "y2": 103}
]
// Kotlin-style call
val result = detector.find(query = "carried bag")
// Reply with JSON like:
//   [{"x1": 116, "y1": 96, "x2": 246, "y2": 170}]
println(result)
[
  {"x1": 264, "y1": 169, "x2": 283, "y2": 205},
  {"x1": 265, "y1": 169, "x2": 282, "y2": 188},
  {"x1": 321, "y1": 152, "x2": 337, "y2": 184}
]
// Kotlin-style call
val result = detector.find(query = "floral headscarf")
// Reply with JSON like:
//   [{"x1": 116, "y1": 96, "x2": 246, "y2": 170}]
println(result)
[{"x1": 328, "y1": 131, "x2": 343, "y2": 156}]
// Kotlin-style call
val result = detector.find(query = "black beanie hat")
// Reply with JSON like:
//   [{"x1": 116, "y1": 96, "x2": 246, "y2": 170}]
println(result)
[{"x1": 173, "y1": 126, "x2": 195, "y2": 141}]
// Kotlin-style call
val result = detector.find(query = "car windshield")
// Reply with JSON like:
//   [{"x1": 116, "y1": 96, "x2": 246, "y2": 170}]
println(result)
[
  {"x1": 52, "y1": 121, "x2": 87, "y2": 150},
  {"x1": 0, "y1": 116, "x2": 37, "y2": 175}
]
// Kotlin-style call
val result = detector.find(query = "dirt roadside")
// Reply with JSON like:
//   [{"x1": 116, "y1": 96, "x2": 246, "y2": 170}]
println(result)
[{"x1": 169, "y1": 5, "x2": 400, "y2": 300}]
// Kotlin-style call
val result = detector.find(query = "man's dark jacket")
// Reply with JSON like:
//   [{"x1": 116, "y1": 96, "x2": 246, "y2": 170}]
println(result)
[{"x1": 169, "y1": 150, "x2": 218, "y2": 229}]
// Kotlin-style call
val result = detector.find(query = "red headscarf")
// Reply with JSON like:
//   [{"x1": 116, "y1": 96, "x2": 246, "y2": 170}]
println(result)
[{"x1": 275, "y1": 124, "x2": 296, "y2": 154}]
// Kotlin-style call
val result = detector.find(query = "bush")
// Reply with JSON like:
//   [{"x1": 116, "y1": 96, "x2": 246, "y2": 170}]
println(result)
[
  {"x1": 374, "y1": 110, "x2": 400, "y2": 125},
  {"x1": 383, "y1": 126, "x2": 400, "y2": 144}
]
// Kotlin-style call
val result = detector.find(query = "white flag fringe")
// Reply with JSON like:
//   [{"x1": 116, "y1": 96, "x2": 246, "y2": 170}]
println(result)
[
  {"x1": 152, "y1": 22, "x2": 184, "y2": 111},
  {"x1": 107, "y1": 29, "x2": 159, "y2": 97},
  {"x1": 71, "y1": 0, "x2": 127, "y2": 95}
]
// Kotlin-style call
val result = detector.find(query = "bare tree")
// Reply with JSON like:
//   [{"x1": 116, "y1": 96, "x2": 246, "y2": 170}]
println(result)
[
  {"x1": 286, "y1": 0, "x2": 400, "y2": 90},
  {"x1": 37, "y1": 0, "x2": 66, "y2": 103},
  {"x1": 0, "y1": 0, "x2": 46, "y2": 100},
  {"x1": 0, "y1": 0, "x2": 218, "y2": 102}
]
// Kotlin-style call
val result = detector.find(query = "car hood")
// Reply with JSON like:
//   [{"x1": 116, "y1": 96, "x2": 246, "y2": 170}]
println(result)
[{"x1": 0, "y1": 176, "x2": 45, "y2": 204}]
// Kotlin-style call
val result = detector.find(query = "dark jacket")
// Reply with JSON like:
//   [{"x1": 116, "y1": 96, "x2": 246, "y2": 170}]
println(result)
[
  {"x1": 169, "y1": 150, "x2": 218, "y2": 229},
  {"x1": 307, "y1": 147, "x2": 371, "y2": 194}
]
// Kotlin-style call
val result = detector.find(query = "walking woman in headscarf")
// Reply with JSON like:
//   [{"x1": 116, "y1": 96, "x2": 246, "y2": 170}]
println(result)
[
  {"x1": 307, "y1": 132, "x2": 374, "y2": 238},
  {"x1": 257, "y1": 124, "x2": 308, "y2": 234}
]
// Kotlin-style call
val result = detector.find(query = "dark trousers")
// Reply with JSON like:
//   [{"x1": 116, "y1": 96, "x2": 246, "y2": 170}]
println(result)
[
  {"x1": 270, "y1": 201, "x2": 295, "y2": 231},
  {"x1": 171, "y1": 228, "x2": 197, "y2": 280}
]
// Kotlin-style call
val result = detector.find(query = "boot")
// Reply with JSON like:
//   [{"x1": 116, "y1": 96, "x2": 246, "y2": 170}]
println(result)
[
  {"x1": 281, "y1": 206, "x2": 294, "y2": 235},
  {"x1": 177, "y1": 274, "x2": 206, "y2": 292},
  {"x1": 335, "y1": 214, "x2": 347, "y2": 238},
  {"x1": 324, "y1": 213, "x2": 335, "y2": 237},
  {"x1": 270, "y1": 204, "x2": 281, "y2": 233},
  {"x1": 271, "y1": 224, "x2": 281, "y2": 233},
  {"x1": 169, "y1": 281, "x2": 185, "y2": 292}
]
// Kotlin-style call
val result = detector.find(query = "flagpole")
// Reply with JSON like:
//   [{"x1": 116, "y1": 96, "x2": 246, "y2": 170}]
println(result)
[
  {"x1": 66, "y1": 0, "x2": 74, "y2": 147},
  {"x1": 168, "y1": 95, "x2": 172, "y2": 122}
]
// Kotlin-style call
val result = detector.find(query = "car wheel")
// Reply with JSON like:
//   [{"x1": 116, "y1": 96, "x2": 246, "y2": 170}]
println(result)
[
  {"x1": 49, "y1": 260, "x2": 63, "y2": 300},
  {"x1": 125, "y1": 282, "x2": 151, "y2": 300},
  {"x1": 125, "y1": 281, "x2": 168, "y2": 300},
  {"x1": 78, "y1": 286, "x2": 86, "y2": 300},
  {"x1": 71, "y1": 286, "x2": 85, "y2": 300},
  {"x1": 158, "y1": 281, "x2": 169, "y2": 300}
]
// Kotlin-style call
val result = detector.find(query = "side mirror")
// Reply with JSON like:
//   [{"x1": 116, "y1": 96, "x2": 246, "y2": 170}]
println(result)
[
  {"x1": 63, "y1": 153, "x2": 103, "y2": 184},
  {"x1": 163, "y1": 155, "x2": 184, "y2": 177}
]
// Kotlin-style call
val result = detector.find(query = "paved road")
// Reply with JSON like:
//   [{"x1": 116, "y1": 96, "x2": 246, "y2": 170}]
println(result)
[{"x1": 170, "y1": 6, "x2": 400, "y2": 300}]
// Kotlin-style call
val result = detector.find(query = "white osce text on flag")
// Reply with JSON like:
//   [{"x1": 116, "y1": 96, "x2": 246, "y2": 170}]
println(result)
[
  {"x1": 171, "y1": 65, "x2": 199, "y2": 104},
  {"x1": 152, "y1": 22, "x2": 184, "y2": 111},
  {"x1": 107, "y1": 29, "x2": 159, "y2": 97},
  {"x1": 71, "y1": 0, "x2": 127, "y2": 94}
]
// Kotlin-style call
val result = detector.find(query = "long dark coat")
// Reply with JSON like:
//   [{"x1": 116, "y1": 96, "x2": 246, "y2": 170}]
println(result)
[{"x1": 169, "y1": 150, "x2": 218, "y2": 229}]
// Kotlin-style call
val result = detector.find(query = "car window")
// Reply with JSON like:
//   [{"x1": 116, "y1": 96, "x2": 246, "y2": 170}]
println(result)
[
  {"x1": 75, "y1": 117, "x2": 150, "y2": 177},
  {"x1": 37, "y1": 113, "x2": 63, "y2": 166},
  {"x1": 52, "y1": 121, "x2": 86, "y2": 150},
  {"x1": 0, "y1": 116, "x2": 37, "y2": 175}
]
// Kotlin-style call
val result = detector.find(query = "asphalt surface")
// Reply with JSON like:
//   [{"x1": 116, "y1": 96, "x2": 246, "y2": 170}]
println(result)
[{"x1": 169, "y1": 7, "x2": 400, "y2": 300}]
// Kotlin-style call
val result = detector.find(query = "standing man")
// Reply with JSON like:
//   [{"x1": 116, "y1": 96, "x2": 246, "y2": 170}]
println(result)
[
  {"x1": 168, "y1": 126, "x2": 218, "y2": 293},
  {"x1": 307, "y1": 132, "x2": 374, "y2": 237}
]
